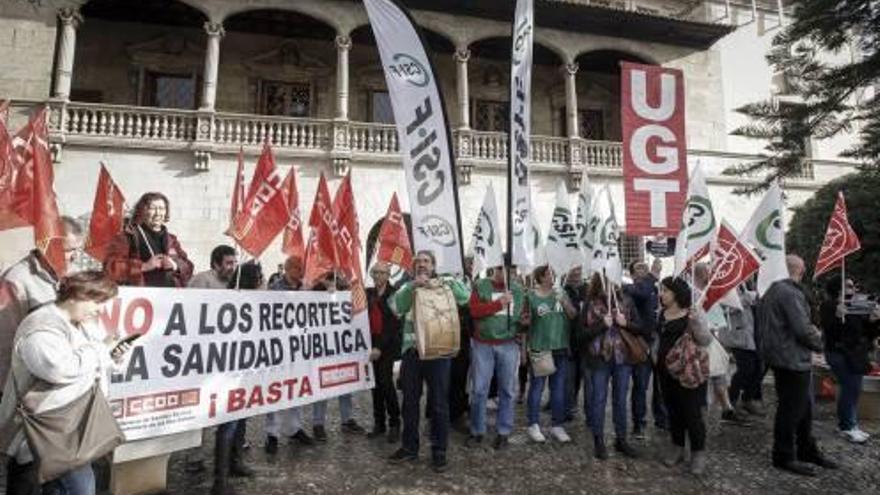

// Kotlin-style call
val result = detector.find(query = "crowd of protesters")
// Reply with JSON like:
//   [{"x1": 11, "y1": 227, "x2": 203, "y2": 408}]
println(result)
[{"x1": 1, "y1": 192, "x2": 878, "y2": 495}]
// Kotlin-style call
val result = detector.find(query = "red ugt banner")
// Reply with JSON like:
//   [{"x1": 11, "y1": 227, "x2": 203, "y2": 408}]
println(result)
[{"x1": 621, "y1": 62, "x2": 687, "y2": 236}]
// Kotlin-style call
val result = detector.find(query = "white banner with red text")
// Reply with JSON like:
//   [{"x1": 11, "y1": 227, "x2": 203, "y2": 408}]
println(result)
[{"x1": 100, "y1": 287, "x2": 373, "y2": 441}]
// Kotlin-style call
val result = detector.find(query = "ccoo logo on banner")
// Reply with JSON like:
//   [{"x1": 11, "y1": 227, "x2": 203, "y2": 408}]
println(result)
[{"x1": 621, "y1": 62, "x2": 688, "y2": 236}]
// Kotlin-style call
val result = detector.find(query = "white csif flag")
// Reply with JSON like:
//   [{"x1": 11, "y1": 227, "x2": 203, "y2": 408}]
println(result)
[
  {"x1": 364, "y1": 0, "x2": 463, "y2": 275},
  {"x1": 470, "y1": 185, "x2": 505, "y2": 275},
  {"x1": 673, "y1": 164, "x2": 716, "y2": 276},
  {"x1": 546, "y1": 182, "x2": 583, "y2": 277},
  {"x1": 743, "y1": 180, "x2": 787, "y2": 295},
  {"x1": 575, "y1": 170, "x2": 595, "y2": 277},
  {"x1": 592, "y1": 185, "x2": 623, "y2": 286},
  {"x1": 508, "y1": 0, "x2": 535, "y2": 270}
]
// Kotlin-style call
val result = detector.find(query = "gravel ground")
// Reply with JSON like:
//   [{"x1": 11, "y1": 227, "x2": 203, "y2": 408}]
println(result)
[{"x1": 155, "y1": 383, "x2": 880, "y2": 495}]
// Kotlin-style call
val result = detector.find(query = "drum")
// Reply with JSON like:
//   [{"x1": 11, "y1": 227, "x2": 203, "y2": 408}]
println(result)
[{"x1": 413, "y1": 279, "x2": 461, "y2": 360}]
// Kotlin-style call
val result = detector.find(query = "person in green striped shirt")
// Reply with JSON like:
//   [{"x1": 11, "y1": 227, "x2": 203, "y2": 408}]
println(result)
[
  {"x1": 386, "y1": 250, "x2": 470, "y2": 473},
  {"x1": 522, "y1": 265, "x2": 577, "y2": 444}
]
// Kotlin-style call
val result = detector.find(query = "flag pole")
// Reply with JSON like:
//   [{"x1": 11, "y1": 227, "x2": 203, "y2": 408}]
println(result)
[{"x1": 840, "y1": 258, "x2": 846, "y2": 323}]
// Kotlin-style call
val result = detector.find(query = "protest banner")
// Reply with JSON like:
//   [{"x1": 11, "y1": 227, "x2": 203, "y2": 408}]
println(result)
[
  {"x1": 100, "y1": 287, "x2": 373, "y2": 441},
  {"x1": 621, "y1": 62, "x2": 687, "y2": 236}
]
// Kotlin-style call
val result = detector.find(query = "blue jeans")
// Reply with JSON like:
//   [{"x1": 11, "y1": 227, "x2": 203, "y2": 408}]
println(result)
[
  {"x1": 42, "y1": 464, "x2": 94, "y2": 495},
  {"x1": 590, "y1": 361, "x2": 632, "y2": 438},
  {"x1": 312, "y1": 394, "x2": 354, "y2": 426},
  {"x1": 470, "y1": 339, "x2": 520, "y2": 436},
  {"x1": 400, "y1": 349, "x2": 450, "y2": 455},
  {"x1": 826, "y1": 351, "x2": 863, "y2": 431},
  {"x1": 527, "y1": 351, "x2": 568, "y2": 427}
]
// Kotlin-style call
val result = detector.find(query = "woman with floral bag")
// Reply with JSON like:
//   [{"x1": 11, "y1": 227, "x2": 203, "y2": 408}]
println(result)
[{"x1": 656, "y1": 277, "x2": 712, "y2": 475}]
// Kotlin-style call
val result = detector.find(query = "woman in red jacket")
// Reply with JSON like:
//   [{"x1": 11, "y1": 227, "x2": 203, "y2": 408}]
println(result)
[{"x1": 104, "y1": 192, "x2": 193, "y2": 287}]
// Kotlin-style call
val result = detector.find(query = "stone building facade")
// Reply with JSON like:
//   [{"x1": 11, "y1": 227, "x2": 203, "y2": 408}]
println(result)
[{"x1": 0, "y1": 0, "x2": 863, "y2": 273}]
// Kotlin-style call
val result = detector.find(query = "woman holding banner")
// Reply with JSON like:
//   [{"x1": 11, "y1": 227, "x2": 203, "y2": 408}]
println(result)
[
  {"x1": 522, "y1": 265, "x2": 577, "y2": 444},
  {"x1": 104, "y1": 192, "x2": 193, "y2": 288},
  {"x1": 582, "y1": 273, "x2": 642, "y2": 460}
]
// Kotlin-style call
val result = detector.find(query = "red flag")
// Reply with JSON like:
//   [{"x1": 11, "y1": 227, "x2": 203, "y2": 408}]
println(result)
[
  {"x1": 281, "y1": 167, "x2": 305, "y2": 259},
  {"x1": 227, "y1": 146, "x2": 246, "y2": 232},
  {"x1": 331, "y1": 173, "x2": 362, "y2": 282},
  {"x1": 12, "y1": 107, "x2": 66, "y2": 274},
  {"x1": 702, "y1": 222, "x2": 761, "y2": 311},
  {"x1": 814, "y1": 192, "x2": 861, "y2": 279},
  {"x1": 331, "y1": 173, "x2": 367, "y2": 312},
  {"x1": 376, "y1": 193, "x2": 413, "y2": 272},
  {"x1": 85, "y1": 164, "x2": 126, "y2": 261},
  {"x1": 0, "y1": 100, "x2": 29, "y2": 230},
  {"x1": 228, "y1": 142, "x2": 288, "y2": 257},
  {"x1": 303, "y1": 173, "x2": 338, "y2": 286}
]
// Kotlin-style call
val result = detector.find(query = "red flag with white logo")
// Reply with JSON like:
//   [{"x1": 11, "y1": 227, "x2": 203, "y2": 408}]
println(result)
[
  {"x1": 85, "y1": 164, "x2": 126, "y2": 261},
  {"x1": 621, "y1": 62, "x2": 688, "y2": 236},
  {"x1": 281, "y1": 167, "x2": 305, "y2": 260},
  {"x1": 332, "y1": 172, "x2": 367, "y2": 312},
  {"x1": 814, "y1": 192, "x2": 861, "y2": 279},
  {"x1": 228, "y1": 141, "x2": 288, "y2": 257},
  {"x1": 12, "y1": 107, "x2": 67, "y2": 274},
  {"x1": 702, "y1": 221, "x2": 761, "y2": 311},
  {"x1": 331, "y1": 173, "x2": 361, "y2": 283},
  {"x1": 303, "y1": 173, "x2": 338, "y2": 286},
  {"x1": 376, "y1": 193, "x2": 413, "y2": 272}
]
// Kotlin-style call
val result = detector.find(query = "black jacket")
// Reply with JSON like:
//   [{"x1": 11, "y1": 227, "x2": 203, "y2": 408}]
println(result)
[
  {"x1": 758, "y1": 279, "x2": 823, "y2": 371},
  {"x1": 367, "y1": 286, "x2": 402, "y2": 360},
  {"x1": 820, "y1": 300, "x2": 880, "y2": 374}
]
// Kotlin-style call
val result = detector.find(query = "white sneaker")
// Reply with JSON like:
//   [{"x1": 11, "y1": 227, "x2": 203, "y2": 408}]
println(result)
[
  {"x1": 527, "y1": 424, "x2": 546, "y2": 443},
  {"x1": 853, "y1": 428, "x2": 871, "y2": 442},
  {"x1": 549, "y1": 426, "x2": 571, "y2": 443},
  {"x1": 841, "y1": 429, "x2": 869, "y2": 444}
]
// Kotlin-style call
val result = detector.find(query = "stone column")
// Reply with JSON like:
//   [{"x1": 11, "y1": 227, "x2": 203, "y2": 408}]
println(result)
[
  {"x1": 335, "y1": 34, "x2": 352, "y2": 120},
  {"x1": 200, "y1": 21, "x2": 225, "y2": 110},
  {"x1": 53, "y1": 8, "x2": 82, "y2": 100},
  {"x1": 562, "y1": 62, "x2": 579, "y2": 138},
  {"x1": 454, "y1": 47, "x2": 471, "y2": 129}
]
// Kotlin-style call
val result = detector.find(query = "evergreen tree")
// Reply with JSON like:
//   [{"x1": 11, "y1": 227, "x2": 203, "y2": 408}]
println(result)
[
  {"x1": 787, "y1": 170, "x2": 880, "y2": 294},
  {"x1": 727, "y1": 0, "x2": 880, "y2": 193}
]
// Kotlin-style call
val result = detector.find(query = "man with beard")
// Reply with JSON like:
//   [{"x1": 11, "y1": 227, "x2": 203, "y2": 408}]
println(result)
[
  {"x1": 387, "y1": 250, "x2": 470, "y2": 472},
  {"x1": 183, "y1": 244, "x2": 238, "y2": 473},
  {"x1": 188, "y1": 245, "x2": 237, "y2": 289}
]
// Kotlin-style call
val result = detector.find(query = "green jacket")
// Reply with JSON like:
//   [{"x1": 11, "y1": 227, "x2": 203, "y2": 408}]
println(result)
[
  {"x1": 470, "y1": 278, "x2": 524, "y2": 342},
  {"x1": 389, "y1": 276, "x2": 471, "y2": 354}
]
